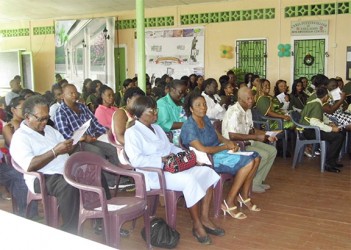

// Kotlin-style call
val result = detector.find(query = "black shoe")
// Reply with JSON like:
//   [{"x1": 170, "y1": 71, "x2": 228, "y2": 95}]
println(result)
[
  {"x1": 325, "y1": 164, "x2": 341, "y2": 173},
  {"x1": 93, "y1": 219, "x2": 103, "y2": 235},
  {"x1": 335, "y1": 163, "x2": 344, "y2": 168},
  {"x1": 203, "y1": 226, "x2": 225, "y2": 236},
  {"x1": 120, "y1": 228, "x2": 130, "y2": 238},
  {"x1": 192, "y1": 229, "x2": 212, "y2": 244}
]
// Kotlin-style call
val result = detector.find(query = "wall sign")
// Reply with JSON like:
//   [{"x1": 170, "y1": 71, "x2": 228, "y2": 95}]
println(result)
[{"x1": 291, "y1": 20, "x2": 328, "y2": 36}]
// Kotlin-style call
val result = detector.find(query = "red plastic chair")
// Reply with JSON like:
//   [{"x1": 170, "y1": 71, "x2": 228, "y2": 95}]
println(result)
[
  {"x1": 107, "y1": 130, "x2": 184, "y2": 229},
  {"x1": 63, "y1": 152, "x2": 151, "y2": 249},
  {"x1": 10, "y1": 157, "x2": 59, "y2": 227}
]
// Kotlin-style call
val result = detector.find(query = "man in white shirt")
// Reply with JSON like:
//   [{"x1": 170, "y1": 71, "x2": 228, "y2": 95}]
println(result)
[
  {"x1": 5, "y1": 78, "x2": 22, "y2": 106},
  {"x1": 222, "y1": 87, "x2": 277, "y2": 193},
  {"x1": 10, "y1": 95, "x2": 79, "y2": 233}
]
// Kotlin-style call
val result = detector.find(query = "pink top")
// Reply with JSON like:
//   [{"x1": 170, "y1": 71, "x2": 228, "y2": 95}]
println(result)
[{"x1": 94, "y1": 105, "x2": 118, "y2": 129}]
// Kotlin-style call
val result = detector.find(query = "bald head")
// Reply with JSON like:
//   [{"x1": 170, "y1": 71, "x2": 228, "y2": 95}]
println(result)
[{"x1": 238, "y1": 86, "x2": 254, "y2": 110}]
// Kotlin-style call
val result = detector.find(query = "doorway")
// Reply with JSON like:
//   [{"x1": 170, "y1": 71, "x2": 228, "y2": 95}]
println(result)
[{"x1": 114, "y1": 46, "x2": 126, "y2": 91}]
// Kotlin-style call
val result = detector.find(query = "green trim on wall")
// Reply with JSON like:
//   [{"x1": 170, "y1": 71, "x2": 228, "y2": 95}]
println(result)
[
  {"x1": 117, "y1": 16, "x2": 174, "y2": 30},
  {"x1": 180, "y1": 8, "x2": 275, "y2": 25},
  {"x1": 285, "y1": 1, "x2": 351, "y2": 18},
  {"x1": 33, "y1": 26, "x2": 55, "y2": 35},
  {"x1": 0, "y1": 28, "x2": 30, "y2": 37}
]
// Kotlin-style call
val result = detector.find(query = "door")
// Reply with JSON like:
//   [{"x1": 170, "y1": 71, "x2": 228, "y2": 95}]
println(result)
[
  {"x1": 114, "y1": 47, "x2": 126, "y2": 91},
  {"x1": 293, "y1": 39, "x2": 325, "y2": 81}
]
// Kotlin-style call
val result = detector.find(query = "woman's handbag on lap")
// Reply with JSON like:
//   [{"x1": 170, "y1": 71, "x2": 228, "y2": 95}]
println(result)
[{"x1": 163, "y1": 150, "x2": 197, "y2": 173}]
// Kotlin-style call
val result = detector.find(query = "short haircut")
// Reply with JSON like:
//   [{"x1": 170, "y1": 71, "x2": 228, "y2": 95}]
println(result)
[
  {"x1": 202, "y1": 78, "x2": 216, "y2": 91},
  {"x1": 123, "y1": 78, "x2": 133, "y2": 88},
  {"x1": 19, "y1": 89, "x2": 35, "y2": 98},
  {"x1": 123, "y1": 87, "x2": 145, "y2": 103},
  {"x1": 312, "y1": 74, "x2": 328, "y2": 88},
  {"x1": 51, "y1": 83, "x2": 62, "y2": 93},
  {"x1": 22, "y1": 95, "x2": 48, "y2": 117},
  {"x1": 170, "y1": 79, "x2": 187, "y2": 89},
  {"x1": 9, "y1": 96, "x2": 25, "y2": 109},
  {"x1": 183, "y1": 91, "x2": 204, "y2": 117},
  {"x1": 131, "y1": 96, "x2": 156, "y2": 118},
  {"x1": 316, "y1": 86, "x2": 328, "y2": 99}
]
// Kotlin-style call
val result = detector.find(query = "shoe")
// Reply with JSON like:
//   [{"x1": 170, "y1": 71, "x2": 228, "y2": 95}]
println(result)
[
  {"x1": 304, "y1": 150, "x2": 313, "y2": 158},
  {"x1": 237, "y1": 194, "x2": 261, "y2": 212},
  {"x1": 221, "y1": 200, "x2": 247, "y2": 219},
  {"x1": 335, "y1": 163, "x2": 344, "y2": 168},
  {"x1": 203, "y1": 225, "x2": 225, "y2": 236},
  {"x1": 192, "y1": 229, "x2": 212, "y2": 245},
  {"x1": 93, "y1": 219, "x2": 103, "y2": 235},
  {"x1": 120, "y1": 228, "x2": 130, "y2": 238},
  {"x1": 325, "y1": 164, "x2": 341, "y2": 173},
  {"x1": 314, "y1": 149, "x2": 321, "y2": 156},
  {"x1": 260, "y1": 183, "x2": 271, "y2": 190},
  {"x1": 252, "y1": 185, "x2": 266, "y2": 193}
]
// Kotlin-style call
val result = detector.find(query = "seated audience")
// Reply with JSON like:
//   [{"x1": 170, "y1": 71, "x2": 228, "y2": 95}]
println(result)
[
  {"x1": 10, "y1": 95, "x2": 81, "y2": 232},
  {"x1": 3, "y1": 96, "x2": 25, "y2": 147},
  {"x1": 49, "y1": 84, "x2": 63, "y2": 123},
  {"x1": 112, "y1": 87, "x2": 145, "y2": 164},
  {"x1": 289, "y1": 79, "x2": 308, "y2": 112},
  {"x1": 156, "y1": 79, "x2": 187, "y2": 132},
  {"x1": 86, "y1": 79, "x2": 102, "y2": 113},
  {"x1": 222, "y1": 87, "x2": 277, "y2": 193},
  {"x1": 201, "y1": 78, "x2": 226, "y2": 120},
  {"x1": 95, "y1": 85, "x2": 118, "y2": 129},
  {"x1": 273, "y1": 79, "x2": 290, "y2": 112},
  {"x1": 193, "y1": 75, "x2": 204, "y2": 95},
  {"x1": 180, "y1": 92, "x2": 261, "y2": 218},
  {"x1": 5, "y1": 78, "x2": 22, "y2": 106},
  {"x1": 256, "y1": 78, "x2": 294, "y2": 130},
  {"x1": 300, "y1": 87, "x2": 345, "y2": 172},
  {"x1": 125, "y1": 96, "x2": 224, "y2": 245},
  {"x1": 218, "y1": 75, "x2": 236, "y2": 109},
  {"x1": 54, "y1": 84, "x2": 119, "y2": 186}
]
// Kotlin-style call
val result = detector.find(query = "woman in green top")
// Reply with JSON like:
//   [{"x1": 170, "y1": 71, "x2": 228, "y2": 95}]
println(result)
[{"x1": 256, "y1": 79, "x2": 294, "y2": 130}]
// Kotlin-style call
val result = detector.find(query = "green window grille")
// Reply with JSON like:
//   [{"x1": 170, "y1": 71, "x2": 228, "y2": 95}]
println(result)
[
  {"x1": 285, "y1": 1, "x2": 351, "y2": 17},
  {"x1": 236, "y1": 39, "x2": 267, "y2": 78},
  {"x1": 293, "y1": 39, "x2": 325, "y2": 81}
]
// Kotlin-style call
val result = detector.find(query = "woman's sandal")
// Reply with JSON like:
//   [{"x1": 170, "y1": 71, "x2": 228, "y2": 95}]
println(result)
[
  {"x1": 221, "y1": 200, "x2": 247, "y2": 219},
  {"x1": 237, "y1": 194, "x2": 261, "y2": 212}
]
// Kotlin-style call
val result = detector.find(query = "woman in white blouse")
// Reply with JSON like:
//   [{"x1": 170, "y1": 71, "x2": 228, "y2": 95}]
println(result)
[{"x1": 124, "y1": 96, "x2": 224, "y2": 245}]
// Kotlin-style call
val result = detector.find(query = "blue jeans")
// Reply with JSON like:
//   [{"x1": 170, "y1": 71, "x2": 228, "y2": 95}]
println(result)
[{"x1": 0, "y1": 162, "x2": 38, "y2": 217}]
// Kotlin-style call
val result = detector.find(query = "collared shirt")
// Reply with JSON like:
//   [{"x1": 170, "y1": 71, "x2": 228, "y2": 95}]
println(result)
[
  {"x1": 94, "y1": 104, "x2": 118, "y2": 129},
  {"x1": 201, "y1": 92, "x2": 226, "y2": 120},
  {"x1": 54, "y1": 101, "x2": 106, "y2": 139},
  {"x1": 10, "y1": 122, "x2": 69, "y2": 192},
  {"x1": 222, "y1": 102, "x2": 253, "y2": 139},
  {"x1": 49, "y1": 102, "x2": 61, "y2": 122},
  {"x1": 156, "y1": 93, "x2": 186, "y2": 132},
  {"x1": 300, "y1": 98, "x2": 332, "y2": 132},
  {"x1": 5, "y1": 91, "x2": 19, "y2": 106}
]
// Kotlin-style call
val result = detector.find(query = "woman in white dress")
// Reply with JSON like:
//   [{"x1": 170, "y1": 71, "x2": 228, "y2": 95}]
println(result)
[{"x1": 124, "y1": 96, "x2": 223, "y2": 245}]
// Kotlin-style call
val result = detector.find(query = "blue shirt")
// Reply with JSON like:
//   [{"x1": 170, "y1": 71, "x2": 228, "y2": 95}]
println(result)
[
  {"x1": 180, "y1": 115, "x2": 219, "y2": 148},
  {"x1": 54, "y1": 101, "x2": 106, "y2": 139}
]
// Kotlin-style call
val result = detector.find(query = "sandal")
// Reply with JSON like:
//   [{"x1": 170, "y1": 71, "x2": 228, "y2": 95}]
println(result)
[
  {"x1": 237, "y1": 194, "x2": 261, "y2": 212},
  {"x1": 221, "y1": 200, "x2": 247, "y2": 219}
]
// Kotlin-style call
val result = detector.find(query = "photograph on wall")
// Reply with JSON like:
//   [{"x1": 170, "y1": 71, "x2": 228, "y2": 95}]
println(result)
[
  {"x1": 136, "y1": 27, "x2": 205, "y2": 80},
  {"x1": 55, "y1": 17, "x2": 115, "y2": 90}
]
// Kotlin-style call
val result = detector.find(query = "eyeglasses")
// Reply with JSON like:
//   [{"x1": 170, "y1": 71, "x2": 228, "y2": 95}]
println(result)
[
  {"x1": 30, "y1": 113, "x2": 50, "y2": 122},
  {"x1": 145, "y1": 108, "x2": 159, "y2": 115}
]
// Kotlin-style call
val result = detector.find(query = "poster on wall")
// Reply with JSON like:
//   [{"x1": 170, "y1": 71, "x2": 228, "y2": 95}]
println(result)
[{"x1": 136, "y1": 27, "x2": 205, "y2": 80}]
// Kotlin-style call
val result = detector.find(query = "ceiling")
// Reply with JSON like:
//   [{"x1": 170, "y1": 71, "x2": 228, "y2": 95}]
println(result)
[{"x1": 0, "y1": 0, "x2": 233, "y2": 22}]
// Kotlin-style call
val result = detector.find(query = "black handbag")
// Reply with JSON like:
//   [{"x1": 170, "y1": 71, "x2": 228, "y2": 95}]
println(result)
[{"x1": 141, "y1": 217, "x2": 180, "y2": 249}]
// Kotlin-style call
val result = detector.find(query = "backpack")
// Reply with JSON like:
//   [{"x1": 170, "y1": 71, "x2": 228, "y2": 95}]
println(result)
[{"x1": 141, "y1": 217, "x2": 180, "y2": 249}]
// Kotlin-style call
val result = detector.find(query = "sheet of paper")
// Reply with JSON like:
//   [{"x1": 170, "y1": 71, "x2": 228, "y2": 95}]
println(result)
[
  {"x1": 94, "y1": 204, "x2": 127, "y2": 212},
  {"x1": 276, "y1": 92, "x2": 286, "y2": 103},
  {"x1": 329, "y1": 87, "x2": 341, "y2": 101},
  {"x1": 189, "y1": 146, "x2": 211, "y2": 165},
  {"x1": 72, "y1": 119, "x2": 91, "y2": 145},
  {"x1": 227, "y1": 150, "x2": 254, "y2": 156},
  {"x1": 265, "y1": 130, "x2": 283, "y2": 137}
]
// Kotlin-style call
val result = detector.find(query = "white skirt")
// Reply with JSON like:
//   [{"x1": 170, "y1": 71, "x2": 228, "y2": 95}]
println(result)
[{"x1": 143, "y1": 166, "x2": 220, "y2": 208}]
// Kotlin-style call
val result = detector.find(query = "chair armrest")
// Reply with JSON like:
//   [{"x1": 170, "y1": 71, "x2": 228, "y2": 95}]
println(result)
[
  {"x1": 103, "y1": 163, "x2": 147, "y2": 199},
  {"x1": 260, "y1": 115, "x2": 283, "y2": 129},
  {"x1": 134, "y1": 167, "x2": 167, "y2": 194}
]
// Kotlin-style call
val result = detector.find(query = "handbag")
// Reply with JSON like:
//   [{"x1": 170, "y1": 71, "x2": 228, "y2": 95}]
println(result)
[
  {"x1": 163, "y1": 150, "x2": 197, "y2": 173},
  {"x1": 141, "y1": 217, "x2": 180, "y2": 248}
]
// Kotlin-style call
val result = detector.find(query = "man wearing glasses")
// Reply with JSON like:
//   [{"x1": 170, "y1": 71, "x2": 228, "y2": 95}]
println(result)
[{"x1": 10, "y1": 95, "x2": 79, "y2": 233}]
